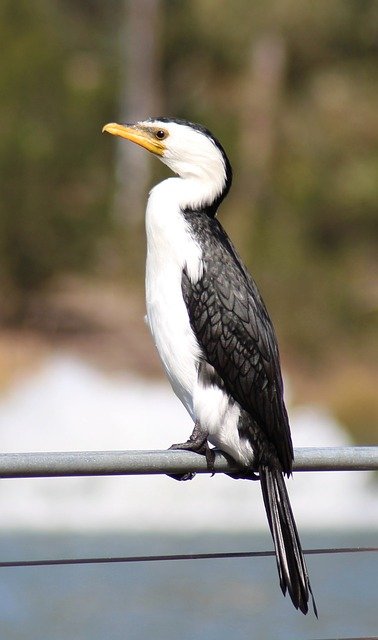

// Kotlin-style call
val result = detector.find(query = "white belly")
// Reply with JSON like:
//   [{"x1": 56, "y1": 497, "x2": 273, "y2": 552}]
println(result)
[{"x1": 146, "y1": 255, "x2": 201, "y2": 417}]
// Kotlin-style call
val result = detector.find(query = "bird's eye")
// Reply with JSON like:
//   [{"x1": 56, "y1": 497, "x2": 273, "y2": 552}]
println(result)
[{"x1": 155, "y1": 130, "x2": 166, "y2": 140}]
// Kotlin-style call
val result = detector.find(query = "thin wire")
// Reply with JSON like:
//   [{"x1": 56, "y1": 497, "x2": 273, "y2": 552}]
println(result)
[{"x1": 1, "y1": 546, "x2": 376, "y2": 569}]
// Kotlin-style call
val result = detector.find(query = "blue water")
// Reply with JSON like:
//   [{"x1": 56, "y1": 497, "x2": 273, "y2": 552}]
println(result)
[{"x1": 0, "y1": 531, "x2": 376, "y2": 639}]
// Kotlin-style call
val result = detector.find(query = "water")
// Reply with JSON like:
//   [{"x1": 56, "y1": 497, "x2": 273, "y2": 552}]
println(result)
[
  {"x1": 0, "y1": 531, "x2": 377, "y2": 639},
  {"x1": 0, "y1": 356, "x2": 376, "y2": 637}
]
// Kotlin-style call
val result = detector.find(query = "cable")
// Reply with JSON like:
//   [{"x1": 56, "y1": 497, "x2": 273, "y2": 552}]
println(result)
[{"x1": 1, "y1": 546, "x2": 376, "y2": 569}]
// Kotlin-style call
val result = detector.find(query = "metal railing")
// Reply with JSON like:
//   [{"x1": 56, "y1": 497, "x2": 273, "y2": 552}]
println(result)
[
  {"x1": 0, "y1": 446, "x2": 377, "y2": 478},
  {"x1": 1, "y1": 444, "x2": 376, "y2": 640}
]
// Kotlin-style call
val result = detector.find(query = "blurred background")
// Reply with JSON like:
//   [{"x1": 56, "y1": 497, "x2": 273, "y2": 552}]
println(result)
[{"x1": 0, "y1": 1, "x2": 377, "y2": 639}]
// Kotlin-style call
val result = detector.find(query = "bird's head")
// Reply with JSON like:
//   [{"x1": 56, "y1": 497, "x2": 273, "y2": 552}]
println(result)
[{"x1": 102, "y1": 117, "x2": 232, "y2": 214}]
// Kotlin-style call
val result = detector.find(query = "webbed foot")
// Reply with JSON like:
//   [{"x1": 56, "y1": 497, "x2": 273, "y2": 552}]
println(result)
[{"x1": 168, "y1": 421, "x2": 214, "y2": 481}]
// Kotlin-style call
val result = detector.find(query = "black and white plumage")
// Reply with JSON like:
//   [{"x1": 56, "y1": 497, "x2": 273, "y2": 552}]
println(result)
[{"x1": 103, "y1": 117, "x2": 317, "y2": 615}]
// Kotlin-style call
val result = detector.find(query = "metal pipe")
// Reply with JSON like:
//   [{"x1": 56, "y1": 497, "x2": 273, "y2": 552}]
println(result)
[{"x1": 0, "y1": 447, "x2": 377, "y2": 479}]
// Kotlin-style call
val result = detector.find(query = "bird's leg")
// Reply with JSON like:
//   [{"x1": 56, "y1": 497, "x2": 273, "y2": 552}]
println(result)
[{"x1": 168, "y1": 421, "x2": 215, "y2": 481}]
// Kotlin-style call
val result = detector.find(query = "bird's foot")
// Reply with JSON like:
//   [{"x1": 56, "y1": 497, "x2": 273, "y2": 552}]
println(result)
[{"x1": 168, "y1": 421, "x2": 214, "y2": 481}]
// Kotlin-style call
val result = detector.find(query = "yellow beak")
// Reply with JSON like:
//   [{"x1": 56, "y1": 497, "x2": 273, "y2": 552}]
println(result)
[{"x1": 102, "y1": 122, "x2": 165, "y2": 156}]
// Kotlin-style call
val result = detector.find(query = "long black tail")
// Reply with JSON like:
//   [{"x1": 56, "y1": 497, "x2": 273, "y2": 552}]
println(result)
[{"x1": 259, "y1": 464, "x2": 317, "y2": 616}]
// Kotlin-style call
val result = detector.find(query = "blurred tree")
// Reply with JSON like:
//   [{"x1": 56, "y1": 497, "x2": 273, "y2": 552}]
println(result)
[
  {"x1": 0, "y1": 0, "x2": 118, "y2": 321},
  {"x1": 115, "y1": 0, "x2": 162, "y2": 227}
]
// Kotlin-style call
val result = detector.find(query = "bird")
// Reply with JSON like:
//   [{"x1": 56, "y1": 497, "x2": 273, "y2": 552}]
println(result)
[{"x1": 102, "y1": 117, "x2": 317, "y2": 616}]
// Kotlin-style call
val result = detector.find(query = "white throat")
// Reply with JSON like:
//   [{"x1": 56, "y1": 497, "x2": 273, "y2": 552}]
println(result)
[{"x1": 160, "y1": 162, "x2": 226, "y2": 211}]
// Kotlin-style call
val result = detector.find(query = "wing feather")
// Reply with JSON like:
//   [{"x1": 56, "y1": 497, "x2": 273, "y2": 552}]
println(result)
[{"x1": 182, "y1": 212, "x2": 293, "y2": 472}]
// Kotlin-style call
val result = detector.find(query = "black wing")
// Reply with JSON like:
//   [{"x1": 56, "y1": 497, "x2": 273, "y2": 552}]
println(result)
[{"x1": 181, "y1": 212, "x2": 293, "y2": 473}]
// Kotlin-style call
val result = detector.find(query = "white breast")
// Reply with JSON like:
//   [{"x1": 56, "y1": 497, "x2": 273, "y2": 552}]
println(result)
[{"x1": 145, "y1": 179, "x2": 203, "y2": 416}]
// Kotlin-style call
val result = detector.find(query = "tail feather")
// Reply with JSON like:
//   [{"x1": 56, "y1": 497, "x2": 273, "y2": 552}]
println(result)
[{"x1": 259, "y1": 465, "x2": 317, "y2": 616}]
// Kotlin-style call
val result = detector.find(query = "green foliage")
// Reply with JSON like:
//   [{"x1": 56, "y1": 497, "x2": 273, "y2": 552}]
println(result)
[{"x1": 0, "y1": 0, "x2": 118, "y2": 319}]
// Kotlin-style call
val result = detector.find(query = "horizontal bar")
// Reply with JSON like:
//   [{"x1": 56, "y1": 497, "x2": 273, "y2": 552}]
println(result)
[{"x1": 0, "y1": 447, "x2": 376, "y2": 479}]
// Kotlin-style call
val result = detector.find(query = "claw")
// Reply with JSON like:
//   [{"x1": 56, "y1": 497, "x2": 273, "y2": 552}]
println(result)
[{"x1": 205, "y1": 445, "x2": 216, "y2": 476}]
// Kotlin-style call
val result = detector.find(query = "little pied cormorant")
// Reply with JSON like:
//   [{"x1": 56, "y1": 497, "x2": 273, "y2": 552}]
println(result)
[{"x1": 103, "y1": 118, "x2": 317, "y2": 616}]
